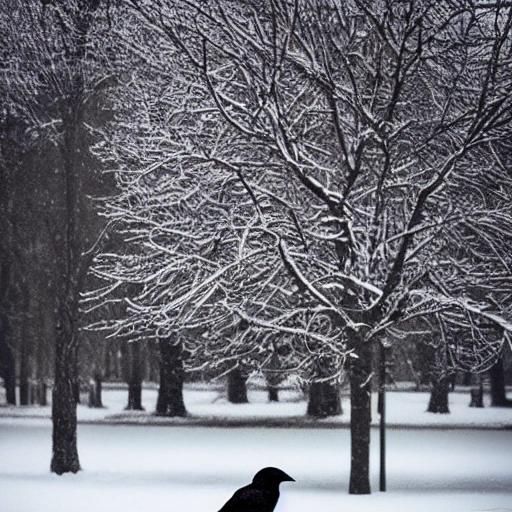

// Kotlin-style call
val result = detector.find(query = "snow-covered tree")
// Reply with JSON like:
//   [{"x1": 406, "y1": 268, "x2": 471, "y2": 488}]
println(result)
[
  {"x1": 91, "y1": 0, "x2": 512, "y2": 493},
  {"x1": 1, "y1": 0, "x2": 115, "y2": 474}
]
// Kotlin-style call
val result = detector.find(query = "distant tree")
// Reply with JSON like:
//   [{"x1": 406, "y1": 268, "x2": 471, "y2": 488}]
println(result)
[
  {"x1": 155, "y1": 337, "x2": 186, "y2": 416},
  {"x1": 0, "y1": 67, "x2": 35, "y2": 407},
  {"x1": 489, "y1": 354, "x2": 512, "y2": 407},
  {"x1": 306, "y1": 357, "x2": 343, "y2": 418},
  {"x1": 121, "y1": 340, "x2": 145, "y2": 411},
  {"x1": 0, "y1": 162, "x2": 16, "y2": 405}
]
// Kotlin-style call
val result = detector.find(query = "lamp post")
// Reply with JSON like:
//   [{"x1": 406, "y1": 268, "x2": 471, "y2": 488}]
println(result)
[{"x1": 378, "y1": 340, "x2": 388, "y2": 492}]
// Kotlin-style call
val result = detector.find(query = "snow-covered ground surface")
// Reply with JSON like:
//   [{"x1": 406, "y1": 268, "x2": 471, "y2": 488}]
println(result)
[
  {"x1": 1, "y1": 419, "x2": 511, "y2": 512},
  {"x1": 1, "y1": 384, "x2": 512, "y2": 428},
  {"x1": 1, "y1": 385, "x2": 512, "y2": 512}
]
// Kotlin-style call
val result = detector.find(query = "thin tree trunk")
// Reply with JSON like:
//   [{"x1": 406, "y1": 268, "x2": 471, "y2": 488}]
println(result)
[
  {"x1": 88, "y1": 373, "x2": 103, "y2": 408},
  {"x1": 94, "y1": 374, "x2": 102, "y2": 408},
  {"x1": 35, "y1": 308, "x2": 51, "y2": 406},
  {"x1": 37, "y1": 380, "x2": 48, "y2": 406},
  {"x1": 348, "y1": 339, "x2": 372, "y2": 495},
  {"x1": 19, "y1": 337, "x2": 30, "y2": 406},
  {"x1": 0, "y1": 334, "x2": 16, "y2": 405},
  {"x1": 156, "y1": 338, "x2": 186, "y2": 417},
  {"x1": 264, "y1": 351, "x2": 283, "y2": 403},
  {"x1": 125, "y1": 341, "x2": 144, "y2": 410}
]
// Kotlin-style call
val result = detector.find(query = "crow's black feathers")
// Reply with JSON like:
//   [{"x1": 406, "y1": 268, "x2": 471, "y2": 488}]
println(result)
[{"x1": 217, "y1": 467, "x2": 295, "y2": 512}]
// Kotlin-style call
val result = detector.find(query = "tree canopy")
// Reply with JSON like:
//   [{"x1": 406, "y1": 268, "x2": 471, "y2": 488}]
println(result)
[{"x1": 85, "y1": 0, "x2": 512, "y2": 493}]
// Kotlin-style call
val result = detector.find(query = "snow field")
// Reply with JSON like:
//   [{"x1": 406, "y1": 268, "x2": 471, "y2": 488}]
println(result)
[
  {"x1": 2, "y1": 385, "x2": 512, "y2": 428},
  {"x1": 1, "y1": 419, "x2": 511, "y2": 512},
  {"x1": 1, "y1": 386, "x2": 512, "y2": 511}
]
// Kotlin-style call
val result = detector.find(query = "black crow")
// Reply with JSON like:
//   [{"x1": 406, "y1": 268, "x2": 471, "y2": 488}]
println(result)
[{"x1": 218, "y1": 467, "x2": 295, "y2": 512}]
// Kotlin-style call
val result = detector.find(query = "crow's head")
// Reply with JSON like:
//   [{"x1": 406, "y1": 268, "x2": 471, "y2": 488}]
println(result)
[{"x1": 252, "y1": 467, "x2": 295, "y2": 486}]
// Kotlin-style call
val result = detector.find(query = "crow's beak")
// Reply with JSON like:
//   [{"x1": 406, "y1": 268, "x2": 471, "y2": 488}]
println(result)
[{"x1": 283, "y1": 473, "x2": 295, "y2": 482}]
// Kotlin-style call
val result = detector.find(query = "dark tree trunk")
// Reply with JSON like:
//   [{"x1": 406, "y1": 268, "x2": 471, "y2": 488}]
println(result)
[
  {"x1": 0, "y1": 251, "x2": 16, "y2": 405},
  {"x1": 348, "y1": 338, "x2": 372, "y2": 495},
  {"x1": 462, "y1": 372, "x2": 472, "y2": 386},
  {"x1": 106, "y1": 343, "x2": 122, "y2": 381},
  {"x1": 156, "y1": 338, "x2": 186, "y2": 417},
  {"x1": 0, "y1": 264, "x2": 16, "y2": 405},
  {"x1": 268, "y1": 385, "x2": 279, "y2": 402},
  {"x1": 38, "y1": 380, "x2": 48, "y2": 406},
  {"x1": 124, "y1": 341, "x2": 144, "y2": 410},
  {"x1": 307, "y1": 381, "x2": 342, "y2": 418},
  {"x1": 489, "y1": 357, "x2": 512, "y2": 407},
  {"x1": 30, "y1": 380, "x2": 38, "y2": 405},
  {"x1": 0, "y1": 335, "x2": 16, "y2": 405},
  {"x1": 50, "y1": 102, "x2": 83, "y2": 474},
  {"x1": 126, "y1": 381, "x2": 143, "y2": 410},
  {"x1": 88, "y1": 373, "x2": 103, "y2": 408},
  {"x1": 427, "y1": 376, "x2": 450, "y2": 413},
  {"x1": 264, "y1": 351, "x2": 284, "y2": 403},
  {"x1": 51, "y1": 322, "x2": 80, "y2": 475},
  {"x1": 227, "y1": 367, "x2": 248, "y2": 403},
  {"x1": 105, "y1": 346, "x2": 113, "y2": 380},
  {"x1": 469, "y1": 385, "x2": 484, "y2": 408},
  {"x1": 19, "y1": 340, "x2": 30, "y2": 406},
  {"x1": 18, "y1": 288, "x2": 32, "y2": 406},
  {"x1": 50, "y1": 278, "x2": 82, "y2": 475}
]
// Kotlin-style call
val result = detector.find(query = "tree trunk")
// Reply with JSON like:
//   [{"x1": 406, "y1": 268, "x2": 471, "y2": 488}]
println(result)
[
  {"x1": 348, "y1": 339, "x2": 372, "y2": 495},
  {"x1": 0, "y1": 267, "x2": 16, "y2": 405},
  {"x1": 227, "y1": 367, "x2": 248, "y2": 404},
  {"x1": 268, "y1": 385, "x2": 279, "y2": 402},
  {"x1": 51, "y1": 287, "x2": 82, "y2": 475},
  {"x1": 37, "y1": 380, "x2": 48, "y2": 406},
  {"x1": 126, "y1": 381, "x2": 143, "y2": 410},
  {"x1": 0, "y1": 336, "x2": 16, "y2": 405},
  {"x1": 50, "y1": 322, "x2": 80, "y2": 474},
  {"x1": 156, "y1": 338, "x2": 187, "y2": 417},
  {"x1": 88, "y1": 373, "x2": 103, "y2": 408},
  {"x1": 489, "y1": 356, "x2": 512, "y2": 407},
  {"x1": 35, "y1": 308, "x2": 52, "y2": 406},
  {"x1": 427, "y1": 376, "x2": 450, "y2": 413},
  {"x1": 469, "y1": 385, "x2": 484, "y2": 408},
  {"x1": 124, "y1": 341, "x2": 144, "y2": 410},
  {"x1": 264, "y1": 351, "x2": 283, "y2": 403},
  {"x1": 19, "y1": 339, "x2": 30, "y2": 406},
  {"x1": 307, "y1": 381, "x2": 342, "y2": 418},
  {"x1": 50, "y1": 107, "x2": 83, "y2": 473}
]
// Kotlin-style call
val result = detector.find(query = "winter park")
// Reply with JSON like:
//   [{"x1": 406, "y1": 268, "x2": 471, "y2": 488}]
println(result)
[{"x1": 1, "y1": 1, "x2": 512, "y2": 511}]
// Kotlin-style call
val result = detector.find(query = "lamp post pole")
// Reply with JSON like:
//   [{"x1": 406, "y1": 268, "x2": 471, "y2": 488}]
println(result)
[{"x1": 379, "y1": 340, "x2": 387, "y2": 492}]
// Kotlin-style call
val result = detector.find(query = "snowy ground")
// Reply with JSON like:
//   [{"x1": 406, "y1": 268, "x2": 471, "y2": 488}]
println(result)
[
  {"x1": 1, "y1": 386, "x2": 512, "y2": 512},
  {"x1": 1, "y1": 383, "x2": 512, "y2": 428}
]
